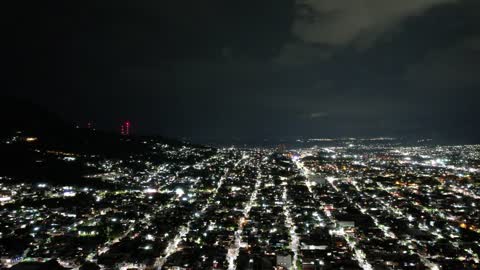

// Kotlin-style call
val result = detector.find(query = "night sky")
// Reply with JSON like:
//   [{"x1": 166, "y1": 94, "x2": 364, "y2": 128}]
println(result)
[{"x1": 4, "y1": 0, "x2": 480, "y2": 143}]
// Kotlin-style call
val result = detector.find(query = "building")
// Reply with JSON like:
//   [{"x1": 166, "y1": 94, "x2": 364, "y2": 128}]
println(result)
[
  {"x1": 276, "y1": 252, "x2": 292, "y2": 269},
  {"x1": 308, "y1": 175, "x2": 327, "y2": 187}
]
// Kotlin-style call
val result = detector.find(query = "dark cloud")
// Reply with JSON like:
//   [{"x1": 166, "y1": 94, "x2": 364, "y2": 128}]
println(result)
[
  {"x1": 3, "y1": 0, "x2": 480, "y2": 143},
  {"x1": 405, "y1": 36, "x2": 480, "y2": 91},
  {"x1": 274, "y1": 43, "x2": 333, "y2": 66}
]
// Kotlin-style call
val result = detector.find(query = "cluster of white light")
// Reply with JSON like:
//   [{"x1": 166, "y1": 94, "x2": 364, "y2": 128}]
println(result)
[
  {"x1": 227, "y1": 174, "x2": 261, "y2": 270},
  {"x1": 295, "y1": 155, "x2": 373, "y2": 270},
  {"x1": 283, "y1": 187, "x2": 299, "y2": 270},
  {"x1": 144, "y1": 188, "x2": 157, "y2": 194},
  {"x1": 155, "y1": 156, "x2": 246, "y2": 270},
  {"x1": 353, "y1": 179, "x2": 443, "y2": 270}
]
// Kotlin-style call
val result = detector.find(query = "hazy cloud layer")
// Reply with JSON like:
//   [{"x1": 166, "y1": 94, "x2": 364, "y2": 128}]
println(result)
[
  {"x1": 310, "y1": 112, "x2": 329, "y2": 118},
  {"x1": 293, "y1": 0, "x2": 456, "y2": 47}
]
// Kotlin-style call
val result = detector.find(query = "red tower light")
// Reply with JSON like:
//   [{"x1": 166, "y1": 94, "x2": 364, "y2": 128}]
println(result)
[
  {"x1": 125, "y1": 121, "x2": 130, "y2": 136},
  {"x1": 121, "y1": 121, "x2": 131, "y2": 136}
]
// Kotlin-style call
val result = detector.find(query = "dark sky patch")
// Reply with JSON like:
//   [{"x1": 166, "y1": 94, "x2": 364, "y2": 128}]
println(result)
[{"x1": 4, "y1": 0, "x2": 480, "y2": 143}]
